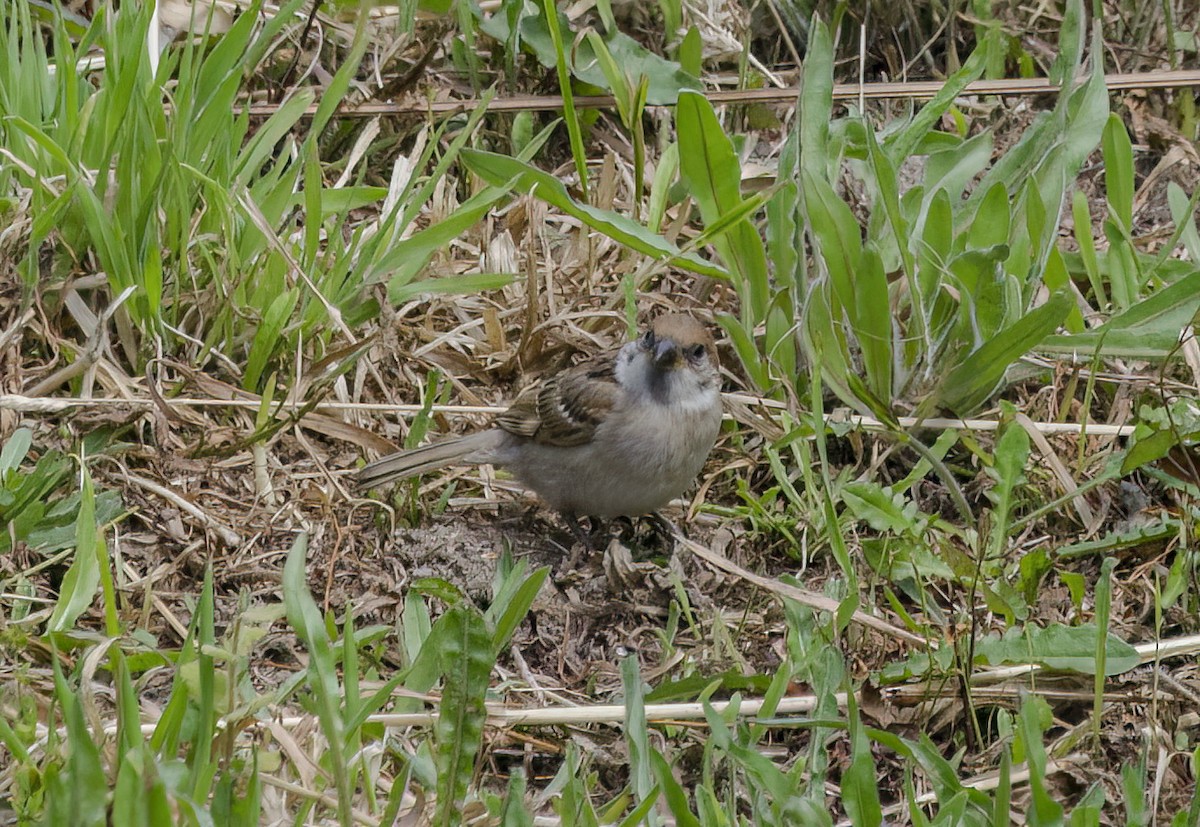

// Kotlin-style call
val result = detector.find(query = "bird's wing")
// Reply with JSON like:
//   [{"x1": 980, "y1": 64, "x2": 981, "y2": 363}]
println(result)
[{"x1": 493, "y1": 356, "x2": 621, "y2": 447}]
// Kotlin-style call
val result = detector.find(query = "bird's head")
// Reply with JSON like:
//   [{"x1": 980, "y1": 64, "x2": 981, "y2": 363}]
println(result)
[{"x1": 620, "y1": 313, "x2": 719, "y2": 404}]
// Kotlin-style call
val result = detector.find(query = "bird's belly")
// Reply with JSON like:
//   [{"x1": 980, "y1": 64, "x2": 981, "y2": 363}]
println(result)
[{"x1": 501, "y1": 414, "x2": 717, "y2": 518}]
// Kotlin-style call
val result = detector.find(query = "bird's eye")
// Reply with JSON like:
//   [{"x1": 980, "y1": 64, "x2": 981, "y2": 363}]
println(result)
[
  {"x1": 641, "y1": 330, "x2": 655, "y2": 348},
  {"x1": 687, "y1": 343, "x2": 706, "y2": 360}
]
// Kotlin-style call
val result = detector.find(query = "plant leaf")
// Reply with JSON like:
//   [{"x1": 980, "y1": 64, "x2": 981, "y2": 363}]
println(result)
[{"x1": 461, "y1": 149, "x2": 729, "y2": 278}]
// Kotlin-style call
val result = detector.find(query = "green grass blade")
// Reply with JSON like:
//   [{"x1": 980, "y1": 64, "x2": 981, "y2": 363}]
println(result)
[
  {"x1": 48, "y1": 656, "x2": 108, "y2": 827},
  {"x1": 842, "y1": 693, "x2": 882, "y2": 826},
  {"x1": 540, "y1": 0, "x2": 587, "y2": 197},
  {"x1": 987, "y1": 411, "x2": 1030, "y2": 560},
  {"x1": 46, "y1": 468, "x2": 101, "y2": 635},
  {"x1": 1092, "y1": 557, "x2": 1116, "y2": 747},
  {"x1": 620, "y1": 653, "x2": 659, "y2": 826},
  {"x1": 283, "y1": 533, "x2": 352, "y2": 827},
  {"x1": 887, "y1": 28, "x2": 994, "y2": 164},
  {"x1": 487, "y1": 563, "x2": 550, "y2": 655},
  {"x1": 650, "y1": 750, "x2": 701, "y2": 827}
]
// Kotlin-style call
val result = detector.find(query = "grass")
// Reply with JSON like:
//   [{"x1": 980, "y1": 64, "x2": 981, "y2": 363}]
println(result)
[{"x1": 2, "y1": 0, "x2": 1200, "y2": 824}]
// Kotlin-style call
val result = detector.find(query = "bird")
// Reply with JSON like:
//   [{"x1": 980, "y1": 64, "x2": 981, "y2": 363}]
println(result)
[{"x1": 357, "y1": 313, "x2": 723, "y2": 522}]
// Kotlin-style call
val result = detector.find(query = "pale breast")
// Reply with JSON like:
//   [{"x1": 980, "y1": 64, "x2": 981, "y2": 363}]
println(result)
[{"x1": 500, "y1": 393, "x2": 720, "y2": 517}]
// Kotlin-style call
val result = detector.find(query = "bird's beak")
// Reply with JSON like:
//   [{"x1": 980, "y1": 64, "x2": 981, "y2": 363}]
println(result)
[{"x1": 653, "y1": 338, "x2": 681, "y2": 369}]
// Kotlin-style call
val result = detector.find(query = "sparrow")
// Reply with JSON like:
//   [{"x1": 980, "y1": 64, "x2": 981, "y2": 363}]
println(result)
[{"x1": 357, "y1": 314, "x2": 723, "y2": 520}]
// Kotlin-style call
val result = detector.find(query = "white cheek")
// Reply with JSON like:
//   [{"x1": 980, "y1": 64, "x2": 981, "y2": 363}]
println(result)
[
  {"x1": 670, "y1": 372, "x2": 720, "y2": 412},
  {"x1": 613, "y1": 342, "x2": 640, "y2": 384},
  {"x1": 614, "y1": 345, "x2": 653, "y2": 394}
]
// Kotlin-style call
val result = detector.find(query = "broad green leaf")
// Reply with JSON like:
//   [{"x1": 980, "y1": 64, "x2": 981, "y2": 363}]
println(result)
[
  {"x1": 0, "y1": 428, "x2": 32, "y2": 476},
  {"x1": 1093, "y1": 557, "x2": 1117, "y2": 745},
  {"x1": 1102, "y1": 114, "x2": 1134, "y2": 231},
  {"x1": 646, "y1": 141, "x2": 679, "y2": 233},
  {"x1": 801, "y1": 287, "x2": 861, "y2": 414},
  {"x1": 688, "y1": 187, "x2": 776, "y2": 255},
  {"x1": 715, "y1": 312, "x2": 770, "y2": 390},
  {"x1": 1103, "y1": 218, "x2": 1140, "y2": 309},
  {"x1": 478, "y1": 13, "x2": 700, "y2": 105},
  {"x1": 676, "y1": 91, "x2": 769, "y2": 315},
  {"x1": 969, "y1": 182, "x2": 1010, "y2": 249},
  {"x1": 1017, "y1": 696, "x2": 1065, "y2": 824},
  {"x1": 243, "y1": 288, "x2": 298, "y2": 391},
  {"x1": 975, "y1": 623, "x2": 1140, "y2": 675},
  {"x1": 1119, "y1": 401, "x2": 1200, "y2": 475},
  {"x1": 916, "y1": 188, "x2": 953, "y2": 313},
  {"x1": 866, "y1": 729, "x2": 991, "y2": 811},
  {"x1": 552, "y1": 743, "x2": 601, "y2": 827},
  {"x1": 865, "y1": 124, "x2": 915, "y2": 299},
  {"x1": 968, "y1": 112, "x2": 1055, "y2": 215},
  {"x1": 47, "y1": 657, "x2": 108, "y2": 827},
  {"x1": 1043, "y1": 246, "x2": 1085, "y2": 333},
  {"x1": 925, "y1": 129, "x2": 993, "y2": 210},
  {"x1": 1041, "y1": 269, "x2": 1200, "y2": 357},
  {"x1": 797, "y1": 18, "x2": 833, "y2": 180},
  {"x1": 500, "y1": 771, "x2": 534, "y2": 827},
  {"x1": 487, "y1": 563, "x2": 549, "y2": 654},
  {"x1": 1048, "y1": 0, "x2": 1084, "y2": 85},
  {"x1": 620, "y1": 655, "x2": 659, "y2": 827},
  {"x1": 802, "y1": 173, "x2": 862, "y2": 320},
  {"x1": 1060, "y1": 35, "x2": 1110, "y2": 173},
  {"x1": 987, "y1": 411, "x2": 1029, "y2": 558},
  {"x1": 1019, "y1": 170, "x2": 1054, "y2": 287},
  {"x1": 937, "y1": 290, "x2": 1072, "y2": 414},
  {"x1": 1070, "y1": 785, "x2": 1106, "y2": 825},
  {"x1": 764, "y1": 295, "x2": 798, "y2": 388},
  {"x1": 855, "y1": 245, "x2": 893, "y2": 402},
  {"x1": 650, "y1": 751, "x2": 701, "y2": 827},
  {"x1": 401, "y1": 590, "x2": 438, "y2": 691},
  {"x1": 841, "y1": 481, "x2": 920, "y2": 535},
  {"x1": 585, "y1": 31, "x2": 633, "y2": 125},
  {"x1": 433, "y1": 604, "x2": 493, "y2": 827},
  {"x1": 1168, "y1": 182, "x2": 1200, "y2": 265},
  {"x1": 1071, "y1": 190, "x2": 1106, "y2": 307},
  {"x1": 767, "y1": 179, "x2": 799, "y2": 289},
  {"x1": 677, "y1": 26, "x2": 702, "y2": 78},
  {"x1": 945, "y1": 247, "x2": 1009, "y2": 338},
  {"x1": 676, "y1": 91, "x2": 741, "y2": 222}
]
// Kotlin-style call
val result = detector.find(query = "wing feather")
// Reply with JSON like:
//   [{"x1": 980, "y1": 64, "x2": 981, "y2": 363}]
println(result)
[{"x1": 493, "y1": 355, "x2": 620, "y2": 447}]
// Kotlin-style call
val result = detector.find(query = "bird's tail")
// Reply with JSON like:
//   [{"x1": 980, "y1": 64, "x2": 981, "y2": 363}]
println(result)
[{"x1": 356, "y1": 430, "x2": 503, "y2": 489}]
